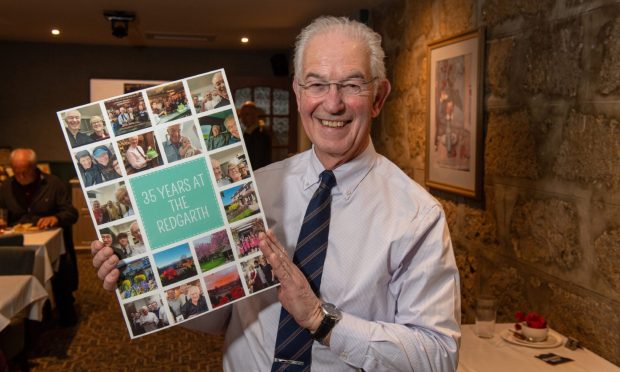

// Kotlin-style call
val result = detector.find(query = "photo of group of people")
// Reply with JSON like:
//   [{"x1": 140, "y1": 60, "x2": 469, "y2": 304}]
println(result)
[
  {"x1": 204, "y1": 265, "x2": 245, "y2": 308},
  {"x1": 117, "y1": 257, "x2": 157, "y2": 299},
  {"x1": 104, "y1": 92, "x2": 152, "y2": 136},
  {"x1": 157, "y1": 121, "x2": 202, "y2": 163},
  {"x1": 165, "y1": 280, "x2": 210, "y2": 322},
  {"x1": 240, "y1": 255, "x2": 277, "y2": 294},
  {"x1": 153, "y1": 243, "x2": 199, "y2": 287},
  {"x1": 199, "y1": 108, "x2": 241, "y2": 151},
  {"x1": 220, "y1": 181, "x2": 260, "y2": 223},
  {"x1": 62, "y1": 104, "x2": 111, "y2": 148},
  {"x1": 87, "y1": 181, "x2": 134, "y2": 225},
  {"x1": 146, "y1": 81, "x2": 191, "y2": 124},
  {"x1": 100, "y1": 220, "x2": 147, "y2": 260},
  {"x1": 193, "y1": 230, "x2": 235, "y2": 273},
  {"x1": 117, "y1": 131, "x2": 163, "y2": 175},
  {"x1": 123, "y1": 295, "x2": 169, "y2": 336},
  {"x1": 187, "y1": 71, "x2": 232, "y2": 113},
  {"x1": 75, "y1": 143, "x2": 123, "y2": 187},
  {"x1": 59, "y1": 69, "x2": 277, "y2": 338},
  {"x1": 231, "y1": 217, "x2": 265, "y2": 258}
]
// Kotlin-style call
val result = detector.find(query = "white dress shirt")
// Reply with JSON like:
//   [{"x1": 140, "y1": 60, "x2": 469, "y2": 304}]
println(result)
[{"x1": 187, "y1": 141, "x2": 461, "y2": 371}]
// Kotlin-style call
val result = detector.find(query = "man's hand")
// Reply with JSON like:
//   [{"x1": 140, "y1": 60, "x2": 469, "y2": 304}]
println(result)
[
  {"x1": 37, "y1": 216, "x2": 59, "y2": 229},
  {"x1": 259, "y1": 230, "x2": 323, "y2": 332},
  {"x1": 91, "y1": 240, "x2": 120, "y2": 291}
]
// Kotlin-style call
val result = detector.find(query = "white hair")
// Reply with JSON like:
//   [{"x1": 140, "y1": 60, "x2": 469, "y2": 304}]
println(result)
[
  {"x1": 294, "y1": 16, "x2": 387, "y2": 80},
  {"x1": 10, "y1": 148, "x2": 37, "y2": 165}
]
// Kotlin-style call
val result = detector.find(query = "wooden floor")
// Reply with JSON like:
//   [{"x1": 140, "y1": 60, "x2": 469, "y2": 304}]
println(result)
[{"x1": 26, "y1": 253, "x2": 225, "y2": 371}]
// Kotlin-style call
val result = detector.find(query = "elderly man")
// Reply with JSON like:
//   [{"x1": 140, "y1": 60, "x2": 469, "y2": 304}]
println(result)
[
  {"x1": 223, "y1": 115, "x2": 241, "y2": 144},
  {"x1": 1, "y1": 148, "x2": 80, "y2": 326},
  {"x1": 240, "y1": 101, "x2": 272, "y2": 169},
  {"x1": 212, "y1": 71, "x2": 231, "y2": 108},
  {"x1": 162, "y1": 124, "x2": 182, "y2": 162},
  {"x1": 92, "y1": 16, "x2": 460, "y2": 371},
  {"x1": 64, "y1": 109, "x2": 94, "y2": 148},
  {"x1": 129, "y1": 222, "x2": 146, "y2": 254},
  {"x1": 210, "y1": 158, "x2": 231, "y2": 187}
]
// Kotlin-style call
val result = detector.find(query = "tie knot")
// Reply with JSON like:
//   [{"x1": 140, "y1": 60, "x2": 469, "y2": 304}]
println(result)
[{"x1": 319, "y1": 170, "x2": 337, "y2": 190}]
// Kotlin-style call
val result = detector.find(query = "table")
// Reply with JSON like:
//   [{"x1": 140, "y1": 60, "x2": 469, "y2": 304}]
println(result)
[
  {"x1": 458, "y1": 323, "x2": 619, "y2": 371},
  {"x1": 23, "y1": 228, "x2": 66, "y2": 298},
  {"x1": 0, "y1": 275, "x2": 48, "y2": 331}
]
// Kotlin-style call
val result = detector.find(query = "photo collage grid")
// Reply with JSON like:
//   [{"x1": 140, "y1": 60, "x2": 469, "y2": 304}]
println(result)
[{"x1": 57, "y1": 69, "x2": 277, "y2": 338}]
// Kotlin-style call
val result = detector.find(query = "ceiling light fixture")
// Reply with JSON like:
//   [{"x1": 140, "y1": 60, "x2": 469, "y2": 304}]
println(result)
[
  {"x1": 103, "y1": 10, "x2": 136, "y2": 39},
  {"x1": 51, "y1": 29, "x2": 61, "y2": 36},
  {"x1": 241, "y1": 37, "x2": 249, "y2": 43}
]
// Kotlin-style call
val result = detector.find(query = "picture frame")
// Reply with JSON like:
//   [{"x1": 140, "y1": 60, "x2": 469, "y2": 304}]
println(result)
[{"x1": 426, "y1": 29, "x2": 484, "y2": 199}]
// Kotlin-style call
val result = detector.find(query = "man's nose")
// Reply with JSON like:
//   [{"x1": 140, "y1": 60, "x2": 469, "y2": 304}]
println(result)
[{"x1": 321, "y1": 84, "x2": 346, "y2": 113}]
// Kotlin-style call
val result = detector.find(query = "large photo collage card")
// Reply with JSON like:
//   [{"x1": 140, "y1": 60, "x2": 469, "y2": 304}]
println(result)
[{"x1": 57, "y1": 69, "x2": 277, "y2": 338}]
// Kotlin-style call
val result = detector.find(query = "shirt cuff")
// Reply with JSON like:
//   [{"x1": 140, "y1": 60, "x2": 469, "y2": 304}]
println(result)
[{"x1": 328, "y1": 312, "x2": 371, "y2": 368}]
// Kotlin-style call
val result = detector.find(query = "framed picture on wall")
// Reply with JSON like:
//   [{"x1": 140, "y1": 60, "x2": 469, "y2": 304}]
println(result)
[{"x1": 426, "y1": 29, "x2": 484, "y2": 199}]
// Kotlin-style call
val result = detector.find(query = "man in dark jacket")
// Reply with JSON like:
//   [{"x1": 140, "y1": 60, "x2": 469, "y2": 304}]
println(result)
[{"x1": 0, "y1": 148, "x2": 79, "y2": 326}]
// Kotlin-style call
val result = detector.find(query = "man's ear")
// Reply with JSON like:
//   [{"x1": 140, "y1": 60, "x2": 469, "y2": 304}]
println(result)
[
  {"x1": 371, "y1": 79, "x2": 391, "y2": 118},
  {"x1": 292, "y1": 77, "x2": 302, "y2": 110}
]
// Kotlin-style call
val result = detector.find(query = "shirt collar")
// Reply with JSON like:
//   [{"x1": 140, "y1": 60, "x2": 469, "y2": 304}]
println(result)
[{"x1": 303, "y1": 141, "x2": 378, "y2": 201}]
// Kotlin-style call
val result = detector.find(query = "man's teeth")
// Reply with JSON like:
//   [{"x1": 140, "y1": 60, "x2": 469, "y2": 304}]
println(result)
[{"x1": 321, "y1": 120, "x2": 345, "y2": 128}]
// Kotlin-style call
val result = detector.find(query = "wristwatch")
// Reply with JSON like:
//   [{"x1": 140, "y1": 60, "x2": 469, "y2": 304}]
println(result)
[{"x1": 310, "y1": 303, "x2": 342, "y2": 342}]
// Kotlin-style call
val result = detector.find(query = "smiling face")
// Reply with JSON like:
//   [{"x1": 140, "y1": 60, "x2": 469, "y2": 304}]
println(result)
[
  {"x1": 91, "y1": 118, "x2": 105, "y2": 134},
  {"x1": 79, "y1": 155, "x2": 93, "y2": 169},
  {"x1": 95, "y1": 151, "x2": 109, "y2": 166},
  {"x1": 294, "y1": 30, "x2": 390, "y2": 169},
  {"x1": 65, "y1": 110, "x2": 82, "y2": 133},
  {"x1": 212, "y1": 72, "x2": 228, "y2": 99},
  {"x1": 168, "y1": 125, "x2": 181, "y2": 144},
  {"x1": 224, "y1": 117, "x2": 239, "y2": 139}
]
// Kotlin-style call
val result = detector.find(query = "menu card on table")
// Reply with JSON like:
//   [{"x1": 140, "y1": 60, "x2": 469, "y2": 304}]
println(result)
[{"x1": 57, "y1": 69, "x2": 276, "y2": 338}]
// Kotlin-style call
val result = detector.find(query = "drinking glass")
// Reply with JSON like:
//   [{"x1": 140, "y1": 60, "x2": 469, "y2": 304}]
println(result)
[{"x1": 475, "y1": 296, "x2": 496, "y2": 338}]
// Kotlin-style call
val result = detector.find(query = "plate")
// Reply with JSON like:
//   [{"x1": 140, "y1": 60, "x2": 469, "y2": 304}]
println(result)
[{"x1": 500, "y1": 329, "x2": 563, "y2": 348}]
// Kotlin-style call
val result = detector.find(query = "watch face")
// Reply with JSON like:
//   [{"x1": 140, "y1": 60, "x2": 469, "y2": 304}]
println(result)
[{"x1": 322, "y1": 303, "x2": 342, "y2": 320}]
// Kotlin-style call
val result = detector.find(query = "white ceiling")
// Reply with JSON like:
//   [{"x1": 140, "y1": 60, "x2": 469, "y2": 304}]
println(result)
[{"x1": 0, "y1": 0, "x2": 391, "y2": 50}]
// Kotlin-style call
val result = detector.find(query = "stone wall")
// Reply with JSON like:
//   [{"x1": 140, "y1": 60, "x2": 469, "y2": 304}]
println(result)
[{"x1": 372, "y1": 0, "x2": 620, "y2": 365}]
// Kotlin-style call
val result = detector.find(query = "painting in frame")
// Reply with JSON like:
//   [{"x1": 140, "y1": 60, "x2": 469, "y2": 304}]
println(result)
[{"x1": 426, "y1": 29, "x2": 484, "y2": 199}]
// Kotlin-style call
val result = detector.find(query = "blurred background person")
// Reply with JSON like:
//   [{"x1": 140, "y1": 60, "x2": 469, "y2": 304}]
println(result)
[
  {"x1": 240, "y1": 101, "x2": 271, "y2": 169},
  {"x1": 0, "y1": 148, "x2": 79, "y2": 325}
]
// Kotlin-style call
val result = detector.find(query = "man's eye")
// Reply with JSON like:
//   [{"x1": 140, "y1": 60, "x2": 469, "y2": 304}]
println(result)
[{"x1": 308, "y1": 83, "x2": 326, "y2": 89}]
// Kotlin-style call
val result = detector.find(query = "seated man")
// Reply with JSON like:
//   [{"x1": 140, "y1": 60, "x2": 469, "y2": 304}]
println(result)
[{"x1": 0, "y1": 148, "x2": 79, "y2": 326}]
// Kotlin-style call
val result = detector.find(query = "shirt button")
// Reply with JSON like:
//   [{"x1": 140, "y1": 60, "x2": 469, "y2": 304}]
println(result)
[{"x1": 340, "y1": 352, "x2": 348, "y2": 359}]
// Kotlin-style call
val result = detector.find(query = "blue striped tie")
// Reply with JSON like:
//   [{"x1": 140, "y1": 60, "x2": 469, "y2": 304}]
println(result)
[{"x1": 271, "y1": 170, "x2": 337, "y2": 372}]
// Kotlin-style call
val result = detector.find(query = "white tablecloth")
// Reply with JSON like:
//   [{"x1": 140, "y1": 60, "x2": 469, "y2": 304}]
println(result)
[
  {"x1": 458, "y1": 323, "x2": 619, "y2": 371},
  {"x1": 23, "y1": 228, "x2": 65, "y2": 297},
  {"x1": 0, "y1": 275, "x2": 48, "y2": 332}
]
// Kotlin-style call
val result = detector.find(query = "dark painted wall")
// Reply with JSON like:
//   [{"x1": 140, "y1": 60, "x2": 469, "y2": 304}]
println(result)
[{"x1": 0, "y1": 41, "x2": 287, "y2": 161}]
